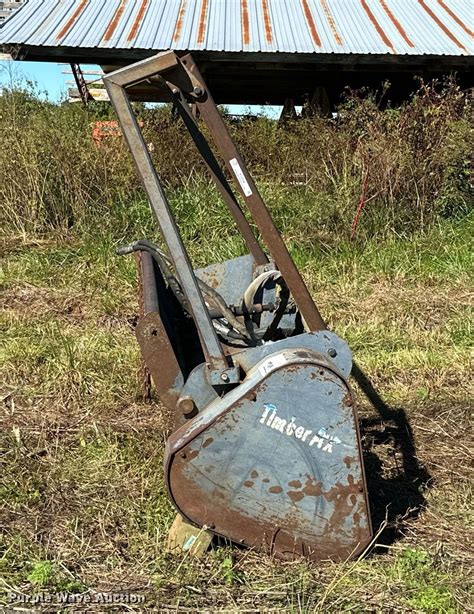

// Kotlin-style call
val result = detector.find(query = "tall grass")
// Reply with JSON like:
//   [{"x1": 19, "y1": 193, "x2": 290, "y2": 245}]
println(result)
[{"x1": 0, "y1": 78, "x2": 471, "y2": 242}]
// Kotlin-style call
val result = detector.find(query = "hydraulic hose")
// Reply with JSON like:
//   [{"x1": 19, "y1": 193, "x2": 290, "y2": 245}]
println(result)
[{"x1": 116, "y1": 240, "x2": 252, "y2": 341}]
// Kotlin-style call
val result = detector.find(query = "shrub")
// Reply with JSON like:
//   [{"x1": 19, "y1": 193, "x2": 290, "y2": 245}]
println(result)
[{"x1": 0, "y1": 78, "x2": 471, "y2": 241}]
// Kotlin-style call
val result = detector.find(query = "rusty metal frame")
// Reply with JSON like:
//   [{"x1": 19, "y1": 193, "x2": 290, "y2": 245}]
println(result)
[
  {"x1": 174, "y1": 53, "x2": 326, "y2": 332},
  {"x1": 103, "y1": 54, "x2": 231, "y2": 378},
  {"x1": 70, "y1": 63, "x2": 94, "y2": 106},
  {"x1": 103, "y1": 53, "x2": 376, "y2": 560},
  {"x1": 104, "y1": 51, "x2": 327, "y2": 379}
]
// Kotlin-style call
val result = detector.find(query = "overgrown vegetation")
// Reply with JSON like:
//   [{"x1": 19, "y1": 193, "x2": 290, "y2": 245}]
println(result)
[
  {"x1": 0, "y1": 78, "x2": 471, "y2": 242},
  {"x1": 1, "y1": 77, "x2": 472, "y2": 611}
]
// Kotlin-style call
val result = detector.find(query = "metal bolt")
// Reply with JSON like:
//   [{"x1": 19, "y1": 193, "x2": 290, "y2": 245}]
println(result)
[
  {"x1": 193, "y1": 86, "x2": 203, "y2": 96},
  {"x1": 328, "y1": 348, "x2": 337, "y2": 358},
  {"x1": 177, "y1": 395, "x2": 196, "y2": 417},
  {"x1": 220, "y1": 372, "x2": 230, "y2": 382},
  {"x1": 171, "y1": 87, "x2": 179, "y2": 95}
]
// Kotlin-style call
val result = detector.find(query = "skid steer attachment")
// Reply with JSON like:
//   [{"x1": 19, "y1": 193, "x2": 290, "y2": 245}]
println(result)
[{"x1": 103, "y1": 52, "x2": 372, "y2": 562}]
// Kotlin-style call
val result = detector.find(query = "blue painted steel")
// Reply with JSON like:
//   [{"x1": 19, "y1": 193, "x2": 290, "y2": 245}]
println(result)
[
  {"x1": 196, "y1": 255, "x2": 296, "y2": 337},
  {"x1": 165, "y1": 347, "x2": 372, "y2": 560},
  {"x1": 196, "y1": 254, "x2": 255, "y2": 307},
  {"x1": 234, "y1": 329, "x2": 353, "y2": 376},
  {"x1": 1, "y1": 0, "x2": 472, "y2": 57}
]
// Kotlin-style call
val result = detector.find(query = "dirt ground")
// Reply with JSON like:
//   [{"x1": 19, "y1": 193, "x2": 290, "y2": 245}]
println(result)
[{"x1": 1, "y1": 224, "x2": 473, "y2": 612}]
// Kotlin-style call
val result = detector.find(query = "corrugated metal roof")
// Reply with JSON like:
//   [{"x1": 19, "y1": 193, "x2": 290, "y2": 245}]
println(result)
[
  {"x1": 0, "y1": 2, "x2": 25, "y2": 24},
  {"x1": 1, "y1": 0, "x2": 472, "y2": 56}
]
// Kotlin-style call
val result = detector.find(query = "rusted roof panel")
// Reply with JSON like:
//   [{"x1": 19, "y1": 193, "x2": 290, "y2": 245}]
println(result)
[{"x1": 1, "y1": 0, "x2": 472, "y2": 56}]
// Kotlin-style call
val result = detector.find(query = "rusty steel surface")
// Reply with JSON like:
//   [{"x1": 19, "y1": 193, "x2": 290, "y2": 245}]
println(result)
[
  {"x1": 2, "y1": 0, "x2": 471, "y2": 57},
  {"x1": 69, "y1": 63, "x2": 94, "y2": 106},
  {"x1": 140, "y1": 250, "x2": 159, "y2": 314},
  {"x1": 135, "y1": 250, "x2": 152, "y2": 402},
  {"x1": 302, "y1": 0, "x2": 323, "y2": 47},
  {"x1": 55, "y1": 0, "x2": 88, "y2": 41},
  {"x1": 127, "y1": 0, "x2": 149, "y2": 43},
  {"x1": 104, "y1": 50, "x2": 375, "y2": 560},
  {"x1": 136, "y1": 251, "x2": 184, "y2": 413},
  {"x1": 136, "y1": 311, "x2": 184, "y2": 413},
  {"x1": 103, "y1": 0, "x2": 128, "y2": 43},
  {"x1": 103, "y1": 60, "x2": 231, "y2": 374},
  {"x1": 176, "y1": 53, "x2": 326, "y2": 332},
  {"x1": 165, "y1": 348, "x2": 372, "y2": 561},
  {"x1": 379, "y1": 0, "x2": 414, "y2": 47}
]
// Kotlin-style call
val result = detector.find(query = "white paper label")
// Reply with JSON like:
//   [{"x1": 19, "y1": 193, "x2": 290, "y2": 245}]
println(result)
[{"x1": 230, "y1": 158, "x2": 253, "y2": 197}]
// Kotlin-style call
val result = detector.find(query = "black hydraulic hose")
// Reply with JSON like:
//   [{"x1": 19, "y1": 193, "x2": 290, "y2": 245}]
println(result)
[
  {"x1": 116, "y1": 241, "x2": 189, "y2": 312},
  {"x1": 196, "y1": 279, "x2": 250, "y2": 339},
  {"x1": 117, "y1": 240, "x2": 252, "y2": 341}
]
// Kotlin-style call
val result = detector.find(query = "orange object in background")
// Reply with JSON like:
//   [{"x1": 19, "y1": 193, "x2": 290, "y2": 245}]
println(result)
[
  {"x1": 92, "y1": 120, "x2": 121, "y2": 145},
  {"x1": 92, "y1": 120, "x2": 143, "y2": 145}
]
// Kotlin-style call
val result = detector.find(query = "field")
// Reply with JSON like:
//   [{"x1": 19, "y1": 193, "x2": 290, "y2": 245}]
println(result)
[{"x1": 1, "y1": 80, "x2": 473, "y2": 612}]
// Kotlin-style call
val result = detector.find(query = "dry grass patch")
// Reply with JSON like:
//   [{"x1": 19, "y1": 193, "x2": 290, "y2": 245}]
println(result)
[{"x1": 1, "y1": 220, "x2": 473, "y2": 612}]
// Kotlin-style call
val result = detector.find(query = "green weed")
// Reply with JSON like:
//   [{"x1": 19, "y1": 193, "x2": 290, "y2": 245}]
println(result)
[
  {"x1": 27, "y1": 560, "x2": 56, "y2": 587},
  {"x1": 390, "y1": 548, "x2": 456, "y2": 613}
]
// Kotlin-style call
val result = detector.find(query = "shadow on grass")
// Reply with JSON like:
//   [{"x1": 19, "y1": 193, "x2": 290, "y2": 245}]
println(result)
[{"x1": 352, "y1": 363, "x2": 432, "y2": 546}]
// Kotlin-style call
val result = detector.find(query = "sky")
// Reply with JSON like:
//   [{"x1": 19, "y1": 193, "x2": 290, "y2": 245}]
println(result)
[
  {"x1": 0, "y1": 60, "x2": 88, "y2": 100},
  {"x1": 0, "y1": 59, "x2": 281, "y2": 116}
]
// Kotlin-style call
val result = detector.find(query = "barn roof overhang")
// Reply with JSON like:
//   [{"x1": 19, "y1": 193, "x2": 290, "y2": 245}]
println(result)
[
  {"x1": 4, "y1": 46, "x2": 472, "y2": 104},
  {"x1": 1, "y1": 0, "x2": 472, "y2": 104}
]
